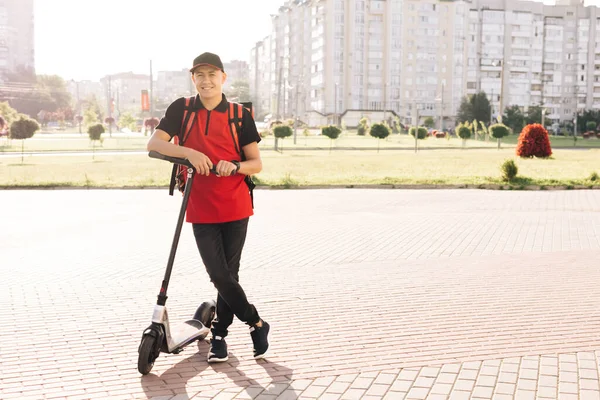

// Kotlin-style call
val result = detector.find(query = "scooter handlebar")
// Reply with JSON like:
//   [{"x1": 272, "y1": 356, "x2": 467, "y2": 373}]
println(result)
[{"x1": 148, "y1": 150, "x2": 218, "y2": 174}]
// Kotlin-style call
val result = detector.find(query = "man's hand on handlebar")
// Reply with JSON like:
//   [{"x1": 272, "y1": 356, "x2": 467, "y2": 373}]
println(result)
[
  {"x1": 215, "y1": 160, "x2": 238, "y2": 177},
  {"x1": 184, "y1": 149, "x2": 213, "y2": 176}
]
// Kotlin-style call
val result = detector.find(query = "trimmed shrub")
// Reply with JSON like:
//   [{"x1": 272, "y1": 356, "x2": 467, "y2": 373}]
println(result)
[
  {"x1": 357, "y1": 117, "x2": 369, "y2": 136},
  {"x1": 370, "y1": 123, "x2": 391, "y2": 140},
  {"x1": 457, "y1": 124, "x2": 472, "y2": 140},
  {"x1": 501, "y1": 159, "x2": 518, "y2": 182},
  {"x1": 369, "y1": 123, "x2": 390, "y2": 152},
  {"x1": 273, "y1": 125, "x2": 293, "y2": 139},
  {"x1": 586, "y1": 121, "x2": 597, "y2": 131},
  {"x1": 409, "y1": 126, "x2": 428, "y2": 139},
  {"x1": 9, "y1": 116, "x2": 40, "y2": 140},
  {"x1": 321, "y1": 125, "x2": 342, "y2": 140},
  {"x1": 516, "y1": 123, "x2": 552, "y2": 158},
  {"x1": 88, "y1": 123, "x2": 105, "y2": 141}
]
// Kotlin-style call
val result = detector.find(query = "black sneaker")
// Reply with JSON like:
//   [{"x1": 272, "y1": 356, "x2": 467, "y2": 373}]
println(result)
[
  {"x1": 249, "y1": 320, "x2": 270, "y2": 359},
  {"x1": 207, "y1": 336, "x2": 228, "y2": 363}
]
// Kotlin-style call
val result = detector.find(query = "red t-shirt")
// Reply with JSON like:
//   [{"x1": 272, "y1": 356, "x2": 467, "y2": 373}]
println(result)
[{"x1": 156, "y1": 95, "x2": 261, "y2": 224}]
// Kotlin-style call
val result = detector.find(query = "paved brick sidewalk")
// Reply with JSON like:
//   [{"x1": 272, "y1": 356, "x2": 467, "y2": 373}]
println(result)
[{"x1": 1, "y1": 189, "x2": 599, "y2": 400}]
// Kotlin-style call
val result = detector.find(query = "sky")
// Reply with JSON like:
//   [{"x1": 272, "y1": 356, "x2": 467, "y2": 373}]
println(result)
[
  {"x1": 34, "y1": 0, "x2": 599, "y2": 82},
  {"x1": 34, "y1": 0, "x2": 285, "y2": 81}
]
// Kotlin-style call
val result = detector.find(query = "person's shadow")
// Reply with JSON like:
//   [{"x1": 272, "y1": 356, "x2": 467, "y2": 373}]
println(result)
[
  {"x1": 209, "y1": 352, "x2": 295, "y2": 398},
  {"x1": 140, "y1": 339, "x2": 295, "y2": 399}
]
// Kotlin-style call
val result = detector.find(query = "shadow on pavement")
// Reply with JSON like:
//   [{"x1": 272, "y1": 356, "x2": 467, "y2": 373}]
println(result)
[{"x1": 139, "y1": 339, "x2": 295, "y2": 399}]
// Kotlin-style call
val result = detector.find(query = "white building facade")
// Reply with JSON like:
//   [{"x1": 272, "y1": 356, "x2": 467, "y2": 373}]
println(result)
[{"x1": 250, "y1": 0, "x2": 600, "y2": 127}]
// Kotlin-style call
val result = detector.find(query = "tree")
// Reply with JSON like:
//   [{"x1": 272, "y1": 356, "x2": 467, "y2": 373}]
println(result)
[
  {"x1": 357, "y1": 117, "x2": 369, "y2": 136},
  {"x1": 118, "y1": 112, "x2": 137, "y2": 132},
  {"x1": 408, "y1": 126, "x2": 428, "y2": 139},
  {"x1": 83, "y1": 107, "x2": 98, "y2": 128},
  {"x1": 471, "y1": 92, "x2": 491, "y2": 125},
  {"x1": 9, "y1": 116, "x2": 40, "y2": 162},
  {"x1": 577, "y1": 110, "x2": 600, "y2": 135},
  {"x1": 81, "y1": 95, "x2": 104, "y2": 122},
  {"x1": 478, "y1": 120, "x2": 489, "y2": 142},
  {"x1": 456, "y1": 123, "x2": 472, "y2": 148},
  {"x1": 423, "y1": 117, "x2": 435, "y2": 129},
  {"x1": 37, "y1": 75, "x2": 71, "y2": 110},
  {"x1": 369, "y1": 123, "x2": 390, "y2": 153},
  {"x1": 273, "y1": 124, "x2": 292, "y2": 152},
  {"x1": 456, "y1": 96, "x2": 474, "y2": 123},
  {"x1": 226, "y1": 80, "x2": 250, "y2": 103},
  {"x1": 321, "y1": 125, "x2": 342, "y2": 153},
  {"x1": 489, "y1": 123, "x2": 510, "y2": 149},
  {"x1": 456, "y1": 92, "x2": 491, "y2": 124},
  {"x1": 502, "y1": 105, "x2": 525, "y2": 135},
  {"x1": 87, "y1": 123, "x2": 105, "y2": 159},
  {"x1": 392, "y1": 116, "x2": 401, "y2": 133},
  {"x1": 526, "y1": 105, "x2": 543, "y2": 125},
  {"x1": 5, "y1": 74, "x2": 72, "y2": 118},
  {"x1": 144, "y1": 117, "x2": 160, "y2": 136},
  {"x1": 516, "y1": 123, "x2": 552, "y2": 158},
  {"x1": 586, "y1": 121, "x2": 597, "y2": 132},
  {"x1": 0, "y1": 101, "x2": 20, "y2": 126},
  {"x1": 105, "y1": 116, "x2": 116, "y2": 136}
]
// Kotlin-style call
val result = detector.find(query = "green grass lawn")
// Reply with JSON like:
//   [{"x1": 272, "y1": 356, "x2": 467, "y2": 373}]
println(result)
[
  {"x1": 1, "y1": 131, "x2": 598, "y2": 154},
  {"x1": 1, "y1": 148, "x2": 598, "y2": 188}
]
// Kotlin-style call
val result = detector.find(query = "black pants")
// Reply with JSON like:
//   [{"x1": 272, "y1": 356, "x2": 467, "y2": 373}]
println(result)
[{"x1": 192, "y1": 218, "x2": 259, "y2": 338}]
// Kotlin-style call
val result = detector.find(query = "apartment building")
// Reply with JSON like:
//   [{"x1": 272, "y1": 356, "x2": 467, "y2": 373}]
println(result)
[
  {"x1": 222, "y1": 60, "x2": 250, "y2": 93},
  {"x1": 156, "y1": 69, "x2": 194, "y2": 102},
  {"x1": 99, "y1": 72, "x2": 151, "y2": 116},
  {"x1": 0, "y1": 0, "x2": 35, "y2": 77},
  {"x1": 466, "y1": 0, "x2": 598, "y2": 125},
  {"x1": 251, "y1": 0, "x2": 600, "y2": 127},
  {"x1": 250, "y1": 38, "x2": 273, "y2": 120}
]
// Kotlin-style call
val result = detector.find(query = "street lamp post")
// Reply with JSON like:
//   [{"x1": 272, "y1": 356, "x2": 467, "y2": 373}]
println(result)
[
  {"x1": 71, "y1": 79, "x2": 81, "y2": 134},
  {"x1": 542, "y1": 108, "x2": 546, "y2": 130},
  {"x1": 75, "y1": 81, "x2": 81, "y2": 134},
  {"x1": 435, "y1": 83, "x2": 445, "y2": 132},
  {"x1": 490, "y1": 89, "x2": 494, "y2": 126}
]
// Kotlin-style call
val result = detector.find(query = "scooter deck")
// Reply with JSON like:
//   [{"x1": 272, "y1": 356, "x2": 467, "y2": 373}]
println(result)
[{"x1": 169, "y1": 319, "x2": 210, "y2": 353}]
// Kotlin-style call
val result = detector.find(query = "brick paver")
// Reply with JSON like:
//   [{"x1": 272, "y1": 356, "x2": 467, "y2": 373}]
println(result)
[{"x1": 1, "y1": 189, "x2": 600, "y2": 399}]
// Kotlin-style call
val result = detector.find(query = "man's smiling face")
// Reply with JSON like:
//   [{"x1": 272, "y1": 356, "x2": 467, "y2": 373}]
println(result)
[{"x1": 192, "y1": 66, "x2": 226, "y2": 101}]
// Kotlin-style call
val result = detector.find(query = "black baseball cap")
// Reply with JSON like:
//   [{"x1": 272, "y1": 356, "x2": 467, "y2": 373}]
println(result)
[{"x1": 190, "y1": 52, "x2": 224, "y2": 73}]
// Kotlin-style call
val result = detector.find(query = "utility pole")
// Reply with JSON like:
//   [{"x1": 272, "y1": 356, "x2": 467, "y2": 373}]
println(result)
[
  {"x1": 107, "y1": 75, "x2": 112, "y2": 135},
  {"x1": 150, "y1": 60, "x2": 154, "y2": 118},
  {"x1": 277, "y1": 56, "x2": 283, "y2": 120},
  {"x1": 498, "y1": 61, "x2": 505, "y2": 124},
  {"x1": 490, "y1": 88, "x2": 494, "y2": 126},
  {"x1": 334, "y1": 82, "x2": 338, "y2": 127},
  {"x1": 439, "y1": 83, "x2": 444, "y2": 131},
  {"x1": 74, "y1": 80, "x2": 81, "y2": 134},
  {"x1": 414, "y1": 102, "x2": 419, "y2": 154},
  {"x1": 294, "y1": 79, "x2": 300, "y2": 144},
  {"x1": 383, "y1": 83, "x2": 387, "y2": 123}
]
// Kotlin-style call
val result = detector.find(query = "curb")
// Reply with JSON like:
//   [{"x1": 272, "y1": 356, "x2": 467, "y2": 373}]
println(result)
[{"x1": 1, "y1": 184, "x2": 599, "y2": 191}]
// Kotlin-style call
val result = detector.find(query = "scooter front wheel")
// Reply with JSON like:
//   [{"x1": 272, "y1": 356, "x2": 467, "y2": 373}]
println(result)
[{"x1": 138, "y1": 335, "x2": 158, "y2": 375}]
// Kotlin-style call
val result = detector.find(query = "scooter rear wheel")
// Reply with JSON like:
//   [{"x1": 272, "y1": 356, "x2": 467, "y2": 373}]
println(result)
[
  {"x1": 193, "y1": 300, "x2": 216, "y2": 329},
  {"x1": 138, "y1": 335, "x2": 158, "y2": 375}
]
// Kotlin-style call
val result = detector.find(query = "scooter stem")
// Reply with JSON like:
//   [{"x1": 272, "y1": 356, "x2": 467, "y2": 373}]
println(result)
[{"x1": 157, "y1": 167, "x2": 195, "y2": 306}]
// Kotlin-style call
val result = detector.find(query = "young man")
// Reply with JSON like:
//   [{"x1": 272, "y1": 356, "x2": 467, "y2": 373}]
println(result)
[{"x1": 147, "y1": 52, "x2": 269, "y2": 362}]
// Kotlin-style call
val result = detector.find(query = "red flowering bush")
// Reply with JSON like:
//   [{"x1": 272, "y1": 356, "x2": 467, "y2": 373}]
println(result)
[{"x1": 516, "y1": 123, "x2": 552, "y2": 158}]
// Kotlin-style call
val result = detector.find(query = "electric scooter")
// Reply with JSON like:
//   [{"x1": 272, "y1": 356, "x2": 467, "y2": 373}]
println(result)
[{"x1": 137, "y1": 150, "x2": 218, "y2": 375}]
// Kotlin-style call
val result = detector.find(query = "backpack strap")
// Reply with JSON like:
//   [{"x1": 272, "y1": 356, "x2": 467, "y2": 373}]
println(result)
[
  {"x1": 228, "y1": 101, "x2": 255, "y2": 208},
  {"x1": 169, "y1": 96, "x2": 197, "y2": 196},
  {"x1": 228, "y1": 102, "x2": 242, "y2": 156}
]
